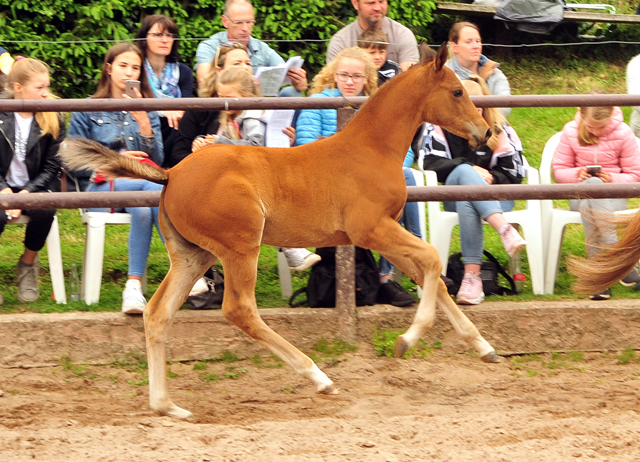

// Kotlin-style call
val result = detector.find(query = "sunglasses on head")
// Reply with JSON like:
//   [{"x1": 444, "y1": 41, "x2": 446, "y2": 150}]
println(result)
[{"x1": 212, "y1": 42, "x2": 248, "y2": 68}]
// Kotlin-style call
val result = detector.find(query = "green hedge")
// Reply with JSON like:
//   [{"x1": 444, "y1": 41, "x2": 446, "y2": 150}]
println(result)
[{"x1": 0, "y1": 0, "x2": 435, "y2": 98}]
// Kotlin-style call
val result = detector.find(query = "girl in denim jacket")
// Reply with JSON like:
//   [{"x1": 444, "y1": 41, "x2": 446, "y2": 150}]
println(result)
[{"x1": 68, "y1": 43, "x2": 164, "y2": 315}]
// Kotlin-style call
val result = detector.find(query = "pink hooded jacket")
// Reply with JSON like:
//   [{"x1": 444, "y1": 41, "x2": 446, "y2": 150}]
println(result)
[{"x1": 552, "y1": 107, "x2": 640, "y2": 184}]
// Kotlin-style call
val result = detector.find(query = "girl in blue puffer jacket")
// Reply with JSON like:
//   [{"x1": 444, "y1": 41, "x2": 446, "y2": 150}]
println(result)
[{"x1": 294, "y1": 47, "x2": 419, "y2": 307}]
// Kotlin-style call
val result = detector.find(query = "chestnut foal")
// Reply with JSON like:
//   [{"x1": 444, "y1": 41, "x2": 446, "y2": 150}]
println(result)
[{"x1": 60, "y1": 44, "x2": 497, "y2": 419}]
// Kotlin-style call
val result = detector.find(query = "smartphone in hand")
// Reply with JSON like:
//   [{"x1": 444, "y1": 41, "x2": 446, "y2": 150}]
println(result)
[
  {"x1": 124, "y1": 80, "x2": 141, "y2": 98},
  {"x1": 586, "y1": 165, "x2": 602, "y2": 176}
]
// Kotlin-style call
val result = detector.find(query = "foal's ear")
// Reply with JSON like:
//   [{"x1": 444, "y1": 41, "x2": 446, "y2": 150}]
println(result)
[{"x1": 434, "y1": 42, "x2": 448, "y2": 72}]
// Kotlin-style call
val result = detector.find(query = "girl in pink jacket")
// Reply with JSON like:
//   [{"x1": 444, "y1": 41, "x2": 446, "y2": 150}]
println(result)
[{"x1": 553, "y1": 103, "x2": 640, "y2": 300}]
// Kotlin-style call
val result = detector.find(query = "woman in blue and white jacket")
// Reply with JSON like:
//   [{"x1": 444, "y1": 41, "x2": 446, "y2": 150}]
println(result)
[
  {"x1": 68, "y1": 42, "x2": 164, "y2": 315},
  {"x1": 416, "y1": 76, "x2": 525, "y2": 306},
  {"x1": 294, "y1": 47, "x2": 418, "y2": 307}
]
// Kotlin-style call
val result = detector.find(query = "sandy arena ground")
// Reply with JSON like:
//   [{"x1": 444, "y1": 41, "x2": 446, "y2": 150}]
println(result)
[{"x1": 2, "y1": 343, "x2": 640, "y2": 461}]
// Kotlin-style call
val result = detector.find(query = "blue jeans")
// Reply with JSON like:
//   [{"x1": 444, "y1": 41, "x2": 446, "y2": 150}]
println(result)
[
  {"x1": 570, "y1": 176, "x2": 627, "y2": 258},
  {"x1": 87, "y1": 179, "x2": 165, "y2": 277},
  {"x1": 443, "y1": 164, "x2": 514, "y2": 266},
  {"x1": 379, "y1": 168, "x2": 423, "y2": 276}
]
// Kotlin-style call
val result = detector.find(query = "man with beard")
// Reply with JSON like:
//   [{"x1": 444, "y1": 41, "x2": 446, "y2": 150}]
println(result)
[{"x1": 326, "y1": 0, "x2": 418, "y2": 72}]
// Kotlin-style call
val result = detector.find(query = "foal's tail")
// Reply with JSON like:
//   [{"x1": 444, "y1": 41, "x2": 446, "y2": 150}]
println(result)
[
  {"x1": 568, "y1": 211, "x2": 640, "y2": 294},
  {"x1": 59, "y1": 138, "x2": 168, "y2": 185}
]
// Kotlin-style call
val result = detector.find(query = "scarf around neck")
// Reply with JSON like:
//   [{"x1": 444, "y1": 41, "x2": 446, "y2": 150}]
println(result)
[{"x1": 144, "y1": 58, "x2": 181, "y2": 99}]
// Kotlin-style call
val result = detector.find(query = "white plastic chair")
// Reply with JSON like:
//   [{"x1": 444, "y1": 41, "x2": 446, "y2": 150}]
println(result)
[
  {"x1": 80, "y1": 211, "x2": 146, "y2": 305},
  {"x1": 12, "y1": 215, "x2": 66, "y2": 303},
  {"x1": 277, "y1": 168, "x2": 427, "y2": 299},
  {"x1": 424, "y1": 156, "x2": 546, "y2": 295},
  {"x1": 540, "y1": 132, "x2": 640, "y2": 294}
]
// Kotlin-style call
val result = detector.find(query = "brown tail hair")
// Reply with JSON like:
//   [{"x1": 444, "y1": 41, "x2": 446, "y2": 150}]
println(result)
[
  {"x1": 58, "y1": 138, "x2": 168, "y2": 185},
  {"x1": 568, "y1": 211, "x2": 640, "y2": 293}
]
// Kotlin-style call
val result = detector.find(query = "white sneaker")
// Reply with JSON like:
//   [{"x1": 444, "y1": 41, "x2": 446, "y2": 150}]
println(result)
[
  {"x1": 189, "y1": 277, "x2": 209, "y2": 297},
  {"x1": 122, "y1": 280, "x2": 146, "y2": 315},
  {"x1": 282, "y1": 248, "x2": 322, "y2": 271}
]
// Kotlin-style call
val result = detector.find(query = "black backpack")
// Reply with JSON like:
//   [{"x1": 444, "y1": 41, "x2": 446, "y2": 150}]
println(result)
[
  {"x1": 289, "y1": 247, "x2": 380, "y2": 307},
  {"x1": 184, "y1": 265, "x2": 225, "y2": 310},
  {"x1": 446, "y1": 250, "x2": 517, "y2": 296}
]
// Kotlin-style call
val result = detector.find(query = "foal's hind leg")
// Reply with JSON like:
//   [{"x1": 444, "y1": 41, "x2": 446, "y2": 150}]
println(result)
[
  {"x1": 219, "y1": 250, "x2": 337, "y2": 394},
  {"x1": 353, "y1": 217, "x2": 497, "y2": 361},
  {"x1": 144, "y1": 211, "x2": 217, "y2": 419}
]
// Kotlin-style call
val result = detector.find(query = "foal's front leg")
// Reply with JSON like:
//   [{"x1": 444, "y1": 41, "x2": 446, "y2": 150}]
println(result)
[{"x1": 354, "y1": 217, "x2": 498, "y2": 361}]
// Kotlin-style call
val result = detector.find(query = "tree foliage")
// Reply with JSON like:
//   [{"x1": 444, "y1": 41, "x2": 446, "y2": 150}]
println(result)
[{"x1": 0, "y1": 0, "x2": 435, "y2": 98}]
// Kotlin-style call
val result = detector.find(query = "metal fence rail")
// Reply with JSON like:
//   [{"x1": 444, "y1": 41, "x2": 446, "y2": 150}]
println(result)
[
  {"x1": 4, "y1": 94, "x2": 640, "y2": 112},
  {"x1": 3, "y1": 183, "x2": 640, "y2": 210}
]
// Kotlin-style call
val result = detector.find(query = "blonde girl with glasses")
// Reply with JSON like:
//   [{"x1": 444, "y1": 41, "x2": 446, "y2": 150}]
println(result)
[
  {"x1": 135, "y1": 14, "x2": 193, "y2": 165},
  {"x1": 294, "y1": 47, "x2": 418, "y2": 307},
  {"x1": 294, "y1": 47, "x2": 377, "y2": 146}
]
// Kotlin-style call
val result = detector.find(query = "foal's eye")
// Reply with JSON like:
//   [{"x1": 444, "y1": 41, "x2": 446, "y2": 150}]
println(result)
[{"x1": 453, "y1": 89, "x2": 463, "y2": 98}]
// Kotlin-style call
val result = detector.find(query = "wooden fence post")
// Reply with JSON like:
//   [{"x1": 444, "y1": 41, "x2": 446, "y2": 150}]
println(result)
[{"x1": 335, "y1": 106, "x2": 357, "y2": 342}]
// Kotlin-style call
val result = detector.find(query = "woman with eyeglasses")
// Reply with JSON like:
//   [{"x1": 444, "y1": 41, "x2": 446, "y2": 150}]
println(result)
[{"x1": 135, "y1": 14, "x2": 193, "y2": 166}]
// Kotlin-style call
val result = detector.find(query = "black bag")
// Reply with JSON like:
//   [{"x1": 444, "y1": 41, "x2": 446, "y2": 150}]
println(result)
[
  {"x1": 185, "y1": 266, "x2": 224, "y2": 310},
  {"x1": 289, "y1": 247, "x2": 380, "y2": 308},
  {"x1": 446, "y1": 250, "x2": 517, "y2": 296}
]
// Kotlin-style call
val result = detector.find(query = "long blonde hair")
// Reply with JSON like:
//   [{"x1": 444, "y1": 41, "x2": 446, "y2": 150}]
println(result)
[
  {"x1": 309, "y1": 47, "x2": 378, "y2": 96},
  {"x1": 462, "y1": 75, "x2": 505, "y2": 151},
  {"x1": 578, "y1": 92, "x2": 613, "y2": 146},
  {"x1": 216, "y1": 66, "x2": 262, "y2": 140},
  {"x1": 5, "y1": 58, "x2": 61, "y2": 139},
  {"x1": 200, "y1": 42, "x2": 250, "y2": 98}
]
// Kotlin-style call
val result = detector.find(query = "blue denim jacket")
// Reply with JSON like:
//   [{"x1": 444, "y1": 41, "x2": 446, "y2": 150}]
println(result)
[{"x1": 68, "y1": 107, "x2": 163, "y2": 190}]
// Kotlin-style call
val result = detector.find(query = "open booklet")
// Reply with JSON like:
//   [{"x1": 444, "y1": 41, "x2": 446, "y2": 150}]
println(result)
[
  {"x1": 255, "y1": 56, "x2": 304, "y2": 97},
  {"x1": 265, "y1": 109, "x2": 295, "y2": 148}
]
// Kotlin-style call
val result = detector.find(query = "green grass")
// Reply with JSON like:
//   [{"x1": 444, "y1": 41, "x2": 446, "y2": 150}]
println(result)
[{"x1": 1, "y1": 53, "x2": 639, "y2": 312}]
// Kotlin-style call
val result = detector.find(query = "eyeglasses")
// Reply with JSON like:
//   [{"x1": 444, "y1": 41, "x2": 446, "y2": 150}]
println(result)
[
  {"x1": 148, "y1": 32, "x2": 177, "y2": 39},
  {"x1": 224, "y1": 16, "x2": 256, "y2": 26},
  {"x1": 335, "y1": 72, "x2": 367, "y2": 83}
]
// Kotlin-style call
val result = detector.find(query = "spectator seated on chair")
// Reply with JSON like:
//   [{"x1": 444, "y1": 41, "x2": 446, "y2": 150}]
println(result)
[
  {"x1": 0, "y1": 57, "x2": 65, "y2": 304},
  {"x1": 135, "y1": 14, "x2": 194, "y2": 167},
  {"x1": 552, "y1": 95, "x2": 640, "y2": 301},
  {"x1": 67, "y1": 42, "x2": 165, "y2": 315},
  {"x1": 357, "y1": 29, "x2": 400, "y2": 85},
  {"x1": 415, "y1": 75, "x2": 526, "y2": 306},
  {"x1": 295, "y1": 47, "x2": 417, "y2": 307},
  {"x1": 446, "y1": 21, "x2": 511, "y2": 119},
  {"x1": 194, "y1": 0, "x2": 307, "y2": 96}
]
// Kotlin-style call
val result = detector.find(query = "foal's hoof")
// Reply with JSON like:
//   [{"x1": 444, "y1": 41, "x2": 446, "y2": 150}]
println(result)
[
  {"x1": 394, "y1": 335, "x2": 410, "y2": 358},
  {"x1": 481, "y1": 351, "x2": 501, "y2": 363},
  {"x1": 155, "y1": 404, "x2": 194, "y2": 420},
  {"x1": 318, "y1": 384, "x2": 340, "y2": 395}
]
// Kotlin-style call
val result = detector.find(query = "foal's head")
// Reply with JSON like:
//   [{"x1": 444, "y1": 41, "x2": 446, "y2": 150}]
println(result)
[{"x1": 417, "y1": 43, "x2": 491, "y2": 148}]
